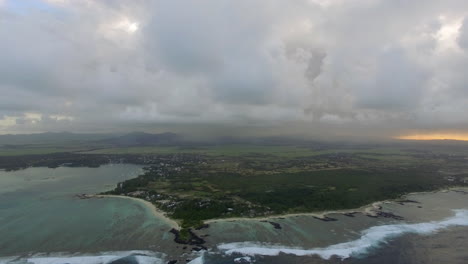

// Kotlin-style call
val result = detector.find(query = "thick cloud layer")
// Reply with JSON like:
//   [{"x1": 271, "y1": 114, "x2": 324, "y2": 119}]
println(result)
[{"x1": 1, "y1": 0, "x2": 468, "y2": 138}]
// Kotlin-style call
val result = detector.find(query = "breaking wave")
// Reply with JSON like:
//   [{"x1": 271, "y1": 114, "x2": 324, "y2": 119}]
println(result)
[
  {"x1": 187, "y1": 256, "x2": 204, "y2": 264},
  {"x1": 0, "y1": 250, "x2": 165, "y2": 264},
  {"x1": 218, "y1": 209, "x2": 468, "y2": 260}
]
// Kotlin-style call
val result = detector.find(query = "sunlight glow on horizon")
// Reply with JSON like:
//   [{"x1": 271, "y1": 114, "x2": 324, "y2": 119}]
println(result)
[{"x1": 396, "y1": 133, "x2": 468, "y2": 141}]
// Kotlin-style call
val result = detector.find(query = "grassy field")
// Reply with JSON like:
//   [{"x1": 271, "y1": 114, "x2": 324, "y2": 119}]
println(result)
[
  {"x1": 83, "y1": 145, "x2": 317, "y2": 157},
  {"x1": 82, "y1": 144, "x2": 414, "y2": 158}
]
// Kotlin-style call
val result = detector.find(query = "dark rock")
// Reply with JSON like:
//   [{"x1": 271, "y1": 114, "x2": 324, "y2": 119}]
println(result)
[
  {"x1": 313, "y1": 216, "x2": 338, "y2": 222},
  {"x1": 191, "y1": 246, "x2": 206, "y2": 252},
  {"x1": 194, "y1": 224, "x2": 210, "y2": 230},
  {"x1": 260, "y1": 220, "x2": 282, "y2": 229},
  {"x1": 267, "y1": 221, "x2": 282, "y2": 229},
  {"x1": 398, "y1": 199, "x2": 420, "y2": 204},
  {"x1": 367, "y1": 211, "x2": 404, "y2": 220},
  {"x1": 169, "y1": 228, "x2": 206, "y2": 246},
  {"x1": 343, "y1": 212, "x2": 357, "y2": 217}
]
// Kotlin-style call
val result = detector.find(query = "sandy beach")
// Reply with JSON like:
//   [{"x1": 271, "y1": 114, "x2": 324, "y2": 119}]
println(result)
[
  {"x1": 95, "y1": 186, "x2": 468, "y2": 230},
  {"x1": 96, "y1": 194, "x2": 180, "y2": 229},
  {"x1": 97, "y1": 194, "x2": 380, "y2": 227},
  {"x1": 204, "y1": 200, "x2": 384, "y2": 224},
  {"x1": 204, "y1": 186, "x2": 468, "y2": 224}
]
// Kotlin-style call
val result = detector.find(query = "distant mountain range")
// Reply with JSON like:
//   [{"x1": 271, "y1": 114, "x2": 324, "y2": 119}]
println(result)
[
  {"x1": 0, "y1": 131, "x2": 182, "y2": 146},
  {"x1": 0, "y1": 131, "x2": 318, "y2": 147},
  {"x1": 99, "y1": 132, "x2": 182, "y2": 146},
  {"x1": 0, "y1": 132, "x2": 111, "y2": 145}
]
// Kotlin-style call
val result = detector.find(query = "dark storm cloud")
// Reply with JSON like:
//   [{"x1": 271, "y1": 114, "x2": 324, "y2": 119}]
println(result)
[
  {"x1": 1, "y1": 0, "x2": 468, "y2": 138},
  {"x1": 355, "y1": 47, "x2": 429, "y2": 111}
]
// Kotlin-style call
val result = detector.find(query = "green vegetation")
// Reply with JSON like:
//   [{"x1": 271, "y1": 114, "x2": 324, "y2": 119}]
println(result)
[
  {"x1": 82, "y1": 144, "x2": 420, "y2": 158},
  {"x1": 103, "y1": 147, "x2": 468, "y2": 229},
  {"x1": 84, "y1": 144, "x2": 321, "y2": 157}
]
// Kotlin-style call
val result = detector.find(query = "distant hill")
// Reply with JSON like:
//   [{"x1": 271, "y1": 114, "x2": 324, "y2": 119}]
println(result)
[
  {"x1": 2, "y1": 131, "x2": 468, "y2": 149},
  {"x1": 98, "y1": 132, "x2": 182, "y2": 146},
  {"x1": 0, "y1": 131, "x2": 184, "y2": 147},
  {"x1": 0, "y1": 132, "x2": 112, "y2": 145}
]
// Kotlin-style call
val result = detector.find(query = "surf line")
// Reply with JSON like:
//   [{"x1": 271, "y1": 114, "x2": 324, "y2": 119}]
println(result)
[{"x1": 218, "y1": 209, "x2": 468, "y2": 260}]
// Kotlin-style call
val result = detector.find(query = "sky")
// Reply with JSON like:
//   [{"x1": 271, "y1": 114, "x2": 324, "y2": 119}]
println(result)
[{"x1": 1, "y1": 0, "x2": 468, "y2": 140}]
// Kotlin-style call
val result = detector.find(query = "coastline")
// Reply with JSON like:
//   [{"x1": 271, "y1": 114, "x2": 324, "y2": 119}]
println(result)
[
  {"x1": 204, "y1": 202, "x2": 380, "y2": 224},
  {"x1": 94, "y1": 194, "x2": 378, "y2": 228},
  {"x1": 95, "y1": 194, "x2": 180, "y2": 229},
  {"x1": 205, "y1": 186, "x2": 468, "y2": 224},
  {"x1": 93, "y1": 186, "x2": 467, "y2": 229}
]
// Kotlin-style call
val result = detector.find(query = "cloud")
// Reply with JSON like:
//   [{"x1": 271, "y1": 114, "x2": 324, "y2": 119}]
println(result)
[
  {"x1": 355, "y1": 47, "x2": 429, "y2": 111},
  {"x1": 0, "y1": 0, "x2": 468, "y2": 138},
  {"x1": 458, "y1": 18, "x2": 468, "y2": 50}
]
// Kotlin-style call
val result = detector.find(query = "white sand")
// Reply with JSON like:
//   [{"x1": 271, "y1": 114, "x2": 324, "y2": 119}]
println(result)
[{"x1": 96, "y1": 195, "x2": 180, "y2": 229}]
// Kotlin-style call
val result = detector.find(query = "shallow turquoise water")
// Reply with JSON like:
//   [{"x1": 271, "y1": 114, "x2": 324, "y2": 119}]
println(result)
[{"x1": 0, "y1": 165, "x2": 173, "y2": 256}]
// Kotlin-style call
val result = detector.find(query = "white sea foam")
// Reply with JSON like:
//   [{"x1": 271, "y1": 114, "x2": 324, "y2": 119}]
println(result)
[
  {"x1": 218, "y1": 209, "x2": 468, "y2": 260},
  {"x1": 187, "y1": 255, "x2": 204, "y2": 264},
  {"x1": 0, "y1": 250, "x2": 165, "y2": 264}
]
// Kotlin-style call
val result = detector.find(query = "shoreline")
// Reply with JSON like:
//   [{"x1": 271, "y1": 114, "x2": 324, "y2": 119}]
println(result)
[
  {"x1": 95, "y1": 194, "x2": 180, "y2": 229},
  {"x1": 204, "y1": 202, "x2": 379, "y2": 224},
  {"x1": 92, "y1": 186, "x2": 467, "y2": 228},
  {"x1": 205, "y1": 186, "x2": 468, "y2": 224}
]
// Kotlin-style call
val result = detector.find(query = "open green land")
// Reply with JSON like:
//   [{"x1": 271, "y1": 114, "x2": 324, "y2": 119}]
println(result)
[{"x1": 83, "y1": 144, "x2": 410, "y2": 157}]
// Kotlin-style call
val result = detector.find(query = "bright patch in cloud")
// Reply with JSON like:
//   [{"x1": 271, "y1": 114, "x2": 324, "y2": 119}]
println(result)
[
  {"x1": 115, "y1": 19, "x2": 139, "y2": 33},
  {"x1": 49, "y1": 114, "x2": 74, "y2": 121},
  {"x1": 0, "y1": 116, "x2": 16, "y2": 129},
  {"x1": 435, "y1": 16, "x2": 464, "y2": 51},
  {"x1": 24, "y1": 113, "x2": 42, "y2": 124}
]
